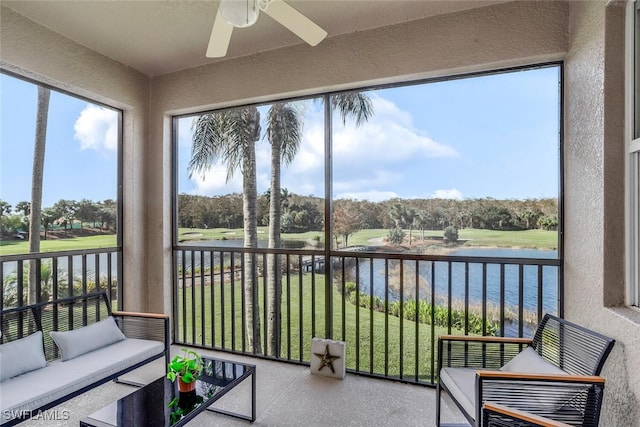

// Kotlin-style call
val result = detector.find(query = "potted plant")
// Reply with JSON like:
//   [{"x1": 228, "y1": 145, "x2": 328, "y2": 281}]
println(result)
[{"x1": 167, "y1": 348, "x2": 204, "y2": 393}]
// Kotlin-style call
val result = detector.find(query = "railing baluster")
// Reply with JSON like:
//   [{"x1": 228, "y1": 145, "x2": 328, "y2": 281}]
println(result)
[
  {"x1": 200, "y1": 250, "x2": 206, "y2": 347},
  {"x1": 500, "y1": 263, "x2": 505, "y2": 337},
  {"x1": 482, "y1": 263, "x2": 487, "y2": 336},
  {"x1": 465, "y1": 262, "x2": 470, "y2": 335},
  {"x1": 180, "y1": 250, "x2": 187, "y2": 343},
  {"x1": 0, "y1": 261, "x2": 3, "y2": 316},
  {"x1": 518, "y1": 264, "x2": 524, "y2": 338},
  {"x1": 384, "y1": 258, "x2": 389, "y2": 377},
  {"x1": 538, "y1": 265, "x2": 544, "y2": 324},
  {"x1": 221, "y1": 252, "x2": 227, "y2": 349},
  {"x1": 310, "y1": 254, "x2": 316, "y2": 339},
  {"x1": 414, "y1": 259, "x2": 419, "y2": 382},
  {"x1": 355, "y1": 257, "x2": 360, "y2": 372},
  {"x1": 370, "y1": 257, "x2": 375, "y2": 375},
  {"x1": 262, "y1": 252, "x2": 268, "y2": 355},
  {"x1": 211, "y1": 250, "x2": 217, "y2": 348},
  {"x1": 447, "y1": 262, "x2": 452, "y2": 335},
  {"x1": 341, "y1": 257, "x2": 346, "y2": 341},
  {"x1": 430, "y1": 260, "x2": 435, "y2": 383},
  {"x1": 298, "y1": 256, "x2": 303, "y2": 362},
  {"x1": 286, "y1": 255, "x2": 291, "y2": 360},
  {"x1": 95, "y1": 253, "x2": 100, "y2": 293},
  {"x1": 399, "y1": 259, "x2": 404, "y2": 380}
]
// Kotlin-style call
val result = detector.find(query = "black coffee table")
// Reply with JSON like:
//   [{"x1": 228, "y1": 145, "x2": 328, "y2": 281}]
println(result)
[{"x1": 80, "y1": 356, "x2": 256, "y2": 426}]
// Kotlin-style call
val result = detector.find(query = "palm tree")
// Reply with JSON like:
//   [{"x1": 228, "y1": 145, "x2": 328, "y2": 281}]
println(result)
[
  {"x1": 29, "y1": 86, "x2": 50, "y2": 305},
  {"x1": 265, "y1": 102, "x2": 303, "y2": 356},
  {"x1": 189, "y1": 106, "x2": 262, "y2": 353},
  {"x1": 15, "y1": 201, "x2": 31, "y2": 217},
  {"x1": 264, "y1": 92, "x2": 373, "y2": 356}
]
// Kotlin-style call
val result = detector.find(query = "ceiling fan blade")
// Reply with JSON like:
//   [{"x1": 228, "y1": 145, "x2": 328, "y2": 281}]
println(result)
[
  {"x1": 262, "y1": 0, "x2": 327, "y2": 47},
  {"x1": 206, "y1": 10, "x2": 234, "y2": 58}
]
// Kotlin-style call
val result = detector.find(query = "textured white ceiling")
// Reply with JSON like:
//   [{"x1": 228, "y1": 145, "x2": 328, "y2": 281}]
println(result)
[{"x1": 3, "y1": 0, "x2": 507, "y2": 77}]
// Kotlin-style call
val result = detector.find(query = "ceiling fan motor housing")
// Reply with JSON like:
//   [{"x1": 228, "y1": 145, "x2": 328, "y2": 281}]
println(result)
[{"x1": 220, "y1": 0, "x2": 259, "y2": 28}]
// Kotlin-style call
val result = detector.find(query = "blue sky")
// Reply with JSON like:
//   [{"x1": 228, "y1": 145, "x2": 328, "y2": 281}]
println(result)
[
  {"x1": 1, "y1": 65, "x2": 560, "y2": 211},
  {"x1": 1, "y1": 74, "x2": 119, "y2": 209},
  {"x1": 177, "y1": 65, "x2": 560, "y2": 202}
]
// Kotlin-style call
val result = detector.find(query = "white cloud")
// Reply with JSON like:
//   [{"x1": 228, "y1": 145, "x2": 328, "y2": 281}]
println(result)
[
  {"x1": 332, "y1": 95, "x2": 459, "y2": 163},
  {"x1": 190, "y1": 164, "x2": 242, "y2": 195},
  {"x1": 74, "y1": 105, "x2": 118, "y2": 151},
  {"x1": 431, "y1": 188, "x2": 464, "y2": 200}
]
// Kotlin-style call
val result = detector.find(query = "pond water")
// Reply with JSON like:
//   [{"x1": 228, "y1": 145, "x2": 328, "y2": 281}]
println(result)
[{"x1": 351, "y1": 247, "x2": 558, "y2": 312}]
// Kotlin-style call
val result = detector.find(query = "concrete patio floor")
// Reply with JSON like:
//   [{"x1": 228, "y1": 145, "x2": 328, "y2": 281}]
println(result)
[{"x1": 22, "y1": 345, "x2": 468, "y2": 426}]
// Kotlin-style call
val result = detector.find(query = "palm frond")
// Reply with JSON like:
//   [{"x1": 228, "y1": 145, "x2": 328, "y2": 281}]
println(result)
[
  {"x1": 266, "y1": 102, "x2": 303, "y2": 165},
  {"x1": 331, "y1": 92, "x2": 374, "y2": 127},
  {"x1": 188, "y1": 110, "x2": 245, "y2": 182}
]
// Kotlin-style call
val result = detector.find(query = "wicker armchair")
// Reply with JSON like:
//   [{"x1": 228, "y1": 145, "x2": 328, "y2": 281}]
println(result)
[
  {"x1": 482, "y1": 402, "x2": 573, "y2": 427},
  {"x1": 436, "y1": 313, "x2": 615, "y2": 427}
]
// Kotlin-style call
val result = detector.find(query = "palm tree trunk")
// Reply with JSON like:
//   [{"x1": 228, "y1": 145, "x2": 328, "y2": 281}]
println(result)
[
  {"x1": 267, "y1": 139, "x2": 282, "y2": 356},
  {"x1": 28, "y1": 87, "x2": 50, "y2": 305},
  {"x1": 242, "y1": 107, "x2": 261, "y2": 354}
]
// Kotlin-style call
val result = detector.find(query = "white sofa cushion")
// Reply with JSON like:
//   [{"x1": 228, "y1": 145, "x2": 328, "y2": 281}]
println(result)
[
  {"x1": 0, "y1": 338, "x2": 163, "y2": 424},
  {"x1": 50, "y1": 316, "x2": 126, "y2": 361},
  {"x1": 0, "y1": 331, "x2": 47, "y2": 382}
]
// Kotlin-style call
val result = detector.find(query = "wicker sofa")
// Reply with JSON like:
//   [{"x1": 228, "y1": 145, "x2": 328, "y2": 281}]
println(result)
[{"x1": 0, "y1": 291, "x2": 169, "y2": 426}]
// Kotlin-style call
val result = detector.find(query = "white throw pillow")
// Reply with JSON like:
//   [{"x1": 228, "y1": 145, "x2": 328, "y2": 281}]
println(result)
[
  {"x1": 50, "y1": 316, "x2": 126, "y2": 361},
  {"x1": 500, "y1": 346, "x2": 567, "y2": 375},
  {"x1": 0, "y1": 331, "x2": 47, "y2": 381}
]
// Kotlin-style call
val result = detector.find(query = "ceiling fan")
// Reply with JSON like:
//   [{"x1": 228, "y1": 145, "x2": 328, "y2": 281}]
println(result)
[{"x1": 207, "y1": 0, "x2": 328, "y2": 58}]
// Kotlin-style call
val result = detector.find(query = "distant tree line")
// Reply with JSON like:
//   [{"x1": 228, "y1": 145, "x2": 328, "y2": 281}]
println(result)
[
  {"x1": 0, "y1": 198, "x2": 117, "y2": 238},
  {"x1": 178, "y1": 192, "x2": 558, "y2": 236}
]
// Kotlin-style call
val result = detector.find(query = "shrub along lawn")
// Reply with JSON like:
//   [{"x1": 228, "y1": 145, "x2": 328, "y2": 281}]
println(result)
[{"x1": 176, "y1": 272, "x2": 460, "y2": 382}]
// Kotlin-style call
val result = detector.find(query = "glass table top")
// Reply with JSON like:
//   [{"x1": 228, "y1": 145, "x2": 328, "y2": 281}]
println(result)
[{"x1": 80, "y1": 357, "x2": 256, "y2": 427}]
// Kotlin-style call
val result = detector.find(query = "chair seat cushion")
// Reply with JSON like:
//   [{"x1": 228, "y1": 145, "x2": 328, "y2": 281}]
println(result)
[
  {"x1": 440, "y1": 367, "x2": 477, "y2": 419},
  {"x1": 440, "y1": 347, "x2": 570, "y2": 422}
]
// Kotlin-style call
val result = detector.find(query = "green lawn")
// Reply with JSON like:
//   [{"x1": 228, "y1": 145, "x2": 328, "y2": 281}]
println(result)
[
  {"x1": 0, "y1": 234, "x2": 117, "y2": 255},
  {"x1": 0, "y1": 227, "x2": 556, "y2": 256},
  {"x1": 177, "y1": 227, "x2": 557, "y2": 250},
  {"x1": 176, "y1": 272, "x2": 456, "y2": 382}
]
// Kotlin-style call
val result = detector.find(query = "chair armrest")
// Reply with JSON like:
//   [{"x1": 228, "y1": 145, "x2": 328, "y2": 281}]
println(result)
[
  {"x1": 483, "y1": 402, "x2": 573, "y2": 427},
  {"x1": 112, "y1": 310, "x2": 169, "y2": 320},
  {"x1": 112, "y1": 311, "x2": 170, "y2": 372},
  {"x1": 439, "y1": 335, "x2": 532, "y2": 345},
  {"x1": 477, "y1": 370, "x2": 605, "y2": 383},
  {"x1": 476, "y1": 372, "x2": 606, "y2": 426},
  {"x1": 112, "y1": 310, "x2": 169, "y2": 341},
  {"x1": 438, "y1": 335, "x2": 532, "y2": 371}
]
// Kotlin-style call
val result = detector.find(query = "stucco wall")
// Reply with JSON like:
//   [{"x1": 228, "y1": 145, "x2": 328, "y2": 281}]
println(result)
[
  {"x1": 564, "y1": 1, "x2": 640, "y2": 425},
  {"x1": 0, "y1": 6, "x2": 150, "y2": 311},
  {"x1": 2, "y1": 1, "x2": 638, "y2": 424}
]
